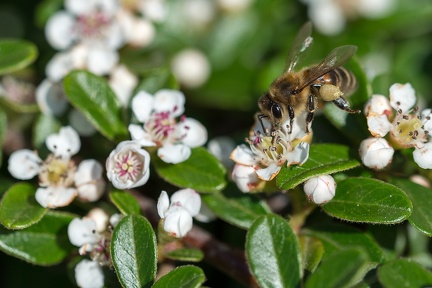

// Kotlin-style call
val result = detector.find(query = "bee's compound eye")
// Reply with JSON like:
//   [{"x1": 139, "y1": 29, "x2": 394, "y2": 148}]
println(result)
[{"x1": 271, "y1": 103, "x2": 283, "y2": 119}]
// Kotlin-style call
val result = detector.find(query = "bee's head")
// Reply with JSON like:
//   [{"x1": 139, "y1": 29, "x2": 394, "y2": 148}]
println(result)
[{"x1": 258, "y1": 93, "x2": 284, "y2": 123}]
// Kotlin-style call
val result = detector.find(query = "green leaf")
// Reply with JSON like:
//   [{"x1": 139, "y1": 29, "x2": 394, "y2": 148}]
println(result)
[
  {"x1": 0, "y1": 40, "x2": 38, "y2": 75},
  {"x1": 299, "y1": 235, "x2": 324, "y2": 272},
  {"x1": 390, "y1": 178, "x2": 432, "y2": 236},
  {"x1": 134, "y1": 68, "x2": 178, "y2": 94},
  {"x1": 63, "y1": 70, "x2": 127, "y2": 140},
  {"x1": 109, "y1": 190, "x2": 141, "y2": 215},
  {"x1": 0, "y1": 108, "x2": 6, "y2": 165},
  {"x1": 246, "y1": 214, "x2": 301, "y2": 288},
  {"x1": 0, "y1": 183, "x2": 47, "y2": 229},
  {"x1": 152, "y1": 265, "x2": 206, "y2": 288},
  {"x1": 378, "y1": 259, "x2": 432, "y2": 288},
  {"x1": 305, "y1": 248, "x2": 370, "y2": 288},
  {"x1": 0, "y1": 211, "x2": 75, "y2": 265},
  {"x1": 164, "y1": 248, "x2": 204, "y2": 262},
  {"x1": 277, "y1": 144, "x2": 360, "y2": 190},
  {"x1": 202, "y1": 183, "x2": 270, "y2": 229},
  {"x1": 32, "y1": 113, "x2": 62, "y2": 149},
  {"x1": 323, "y1": 178, "x2": 412, "y2": 224},
  {"x1": 111, "y1": 214, "x2": 157, "y2": 288},
  {"x1": 154, "y1": 147, "x2": 226, "y2": 193},
  {"x1": 303, "y1": 224, "x2": 384, "y2": 264}
]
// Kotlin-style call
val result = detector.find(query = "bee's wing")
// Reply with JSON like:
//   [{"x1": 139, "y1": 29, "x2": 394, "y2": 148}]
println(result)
[
  {"x1": 284, "y1": 22, "x2": 314, "y2": 72},
  {"x1": 297, "y1": 45, "x2": 358, "y2": 91}
]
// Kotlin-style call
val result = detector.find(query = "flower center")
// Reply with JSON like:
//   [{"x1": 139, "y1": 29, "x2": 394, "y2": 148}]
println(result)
[
  {"x1": 248, "y1": 131, "x2": 292, "y2": 166},
  {"x1": 391, "y1": 110, "x2": 427, "y2": 148},
  {"x1": 39, "y1": 155, "x2": 75, "y2": 187},
  {"x1": 115, "y1": 151, "x2": 143, "y2": 182},
  {"x1": 145, "y1": 112, "x2": 177, "y2": 145},
  {"x1": 76, "y1": 12, "x2": 111, "y2": 40}
]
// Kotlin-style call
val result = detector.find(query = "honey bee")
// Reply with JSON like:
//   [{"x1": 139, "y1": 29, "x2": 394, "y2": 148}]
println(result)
[{"x1": 258, "y1": 22, "x2": 360, "y2": 134}]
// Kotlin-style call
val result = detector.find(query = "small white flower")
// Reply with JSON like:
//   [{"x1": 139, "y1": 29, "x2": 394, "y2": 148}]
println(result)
[
  {"x1": 75, "y1": 259, "x2": 104, "y2": 288},
  {"x1": 46, "y1": 126, "x2": 81, "y2": 159},
  {"x1": 304, "y1": 175, "x2": 336, "y2": 204},
  {"x1": 106, "y1": 140, "x2": 151, "y2": 189},
  {"x1": 171, "y1": 49, "x2": 210, "y2": 88},
  {"x1": 74, "y1": 160, "x2": 105, "y2": 202},
  {"x1": 68, "y1": 218, "x2": 101, "y2": 251},
  {"x1": 157, "y1": 189, "x2": 201, "y2": 238},
  {"x1": 8, "y1": 149, "x2": 42, "y2": 180},
  {"x1": 389, "y1": 83, "x2": 416, "y2": 113},
  {"x1": 359, "y1": 137, "x2": 394, "y2": 170}
]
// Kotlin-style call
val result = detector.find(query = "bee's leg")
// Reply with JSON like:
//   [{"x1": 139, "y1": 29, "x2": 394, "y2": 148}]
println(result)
[
  {"x1": 257, "y1": 113, "x2": 269, "y2": 134},
  {"x1": 288, "y1": 105, "x2": 295, "y2": 134},
  {"x1": 305, "y1": 94, "x2": 316, "y2": 133},
  {"x1": 333, "y1": 97, "x2": 361, "y2": 114}
]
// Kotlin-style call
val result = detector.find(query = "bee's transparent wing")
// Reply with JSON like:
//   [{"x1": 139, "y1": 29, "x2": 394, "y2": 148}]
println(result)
[
  {"x1": 284, "y1": 22, "x2": 314, "y2": 72},
  {"x1": 297, "y1": 45, "x2": 358, "y2": 91}
]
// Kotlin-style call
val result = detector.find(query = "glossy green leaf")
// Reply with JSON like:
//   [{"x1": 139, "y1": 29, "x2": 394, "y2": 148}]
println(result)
[
  {"x1": 111, "y1": 214, "x2": 157, "y2": 288},
  {"x1": 63, "y1": 70, "x2": 127, "y2": 140},
  {"x1": 323, "y1": 178, "x2": 412, "y2": 224},
  {"x1": 202, "y1": 184, "x2": 270, "y2": 229},
  {"x1": 246, "y1": 214, "x2": 301, "y2": 288},
  {"x1": 32, "y1": 113, "x2": 62, "y2": 149},
  {"x1": 164, "y1": 248, "x2": 204, "y2": 262},
  {"x1": 305, "y1": 248, "x2": 370, "y2": 288},
  {"x1": 378, "y1": 259, "x2": 432, "y2": 288},
  {"x1": 303, "y1": 223, "x2": 384, "y2": 264},
  {"x1": 0, "y1": 183, "x2": 47, "y2": 229},
  {"x1": 152, "y1": 265, "x2": 205, "y2": 288},
  {"x1": 299, "y1": 235, "x2": 324, "y2": 272},
  {"x1": 277, "y1": 144, "x2": 360, "y2": 190},
  {"x1": 391, "y1": 178, "x2": 432, "y2": 236},
  {"x1": 0, "y1": 40, "x2": 38, "y2": 75},
  {"x1": 109, "y1": 190, "x2": 141, "y2": 215},
  {"x1": 0, "y1": 211, "x2": 75, "y2": 265},
  {"x1": 154, "y1": 147, "x2": 226, "y2": 193}
]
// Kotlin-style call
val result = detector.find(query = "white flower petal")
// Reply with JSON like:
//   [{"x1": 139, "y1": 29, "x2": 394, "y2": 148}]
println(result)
[
  {"x1": 287, "y1": 142, "x2": 310, "y2": 166},
  {"x1": 171, "y1": 49, "x2": 210, "y2": 88},
  {"x1": 255, "y1": 162, "x2": 281, "y2": 181},
  {"x1": 45, "y1": 12, "x2": 76, "y2": 50},
  {"x1": 85, "y1": 208, "x2": 109, "y2": 233},
  {"x1": 421, "y1": 109, "x2": 432, "y2": 133},
  {"x1": 153, "y1": 89, "x2": 185, "y2": 117},
  {"x1": 87, "y1": 48, "x2": 119, "y2": 75},
  {"x1": 163, "y1": 207, "x2": 193, "y2": 238},
  {"x1": 131, "y1": 91, "x2": 155, "y2": 123},
  {"x1": 46, "y1": 126, "x2": 81, "y2": 158},
  {"x1": 104, "y1": 21, "x2": 125, "y2": 49},
  {"x1": 35, "y1": 79, "x2": 68, "y2": 116},
  {"x1": 157, "y1": 190, "x2": 170, "y2": 218},
  {"x1": 74, "y1": 160, "x2": 103, "y2": 186},
  {"x1": 170, "y1": 188, "x2": 201, "y2": 217},
  {"x1": 194, "y1": 202, "x2": 216, "y2": 223},
  {"x1": 128, "y1": 124, "x2": 157, "y2": 146},
  {"x1": 8, "y1": 149, "x2": 42, "y2": 180},
  {"x1": 109, "y1": 65, "x2": 138, "y2": 107},
  {"x1": 304, "y1": 175, "x2": 336, "y2": 204},
  {"x1": 389, "y1": 83, "x2": 416, "y2": 112},
  {"x1": 413, "y1": 143, "x2": 432, "y2": 169},
  {"x1": 65, "y1": 0, "x2": 95, "y2": 15},
  {"x1": 207, "y1": 136, "x2": 236, "y2": 169},
  {"x1": 77, "y1": 180, "x2": 105, "y2": 202},
  {"x1": 35, "y1": 186, "x2": 77, "y2": 208},
  {"x1": 367, "y1": 114, "x2": 392, "y2": 137},
  {"x1": 157, "y1": 143, "x2": 191, "y2": 164},
  {"x1": 364, "y1": 94, "x2": 392, "y2": 116},
  {"x1": 231, "y1": 164, "x2": 261, "y2": 193},
  {"x1": 75, "y1": 259, "x2": 104, "y2": 288},
  {"x1": 359, "y1": 137, "x2": 394, "y2": 170},
  {"x1": 45, "y1": 52, "x2": 74, "y2": 82},
  {"x1": 109, "y1": 213, "x2": 124, "y2": 227},
  {"x1": 308, "y1": 0, "x2": 345, "y2": 35},
  {"x1": 230, "y1": 144, "x2": 256, "y2": 166},
  {"x1": 123, "y1": 17, "x2": 155, "y2": 47},
  {"x1": 68, "y1": 218, "x2": 100, "y2": 247},
  {"x1": 176, "y1": 118, "x2": 208, "y2": 148}
]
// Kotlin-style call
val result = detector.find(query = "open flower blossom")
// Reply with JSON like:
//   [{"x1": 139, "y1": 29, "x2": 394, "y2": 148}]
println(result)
[
  {"x1": 230, "y1": 115, "x2": 311, "y2": 192},
  {"x1": 129, "y1": 89, "x2": 208, "y2": 164},
  {"x1": 360, "y1": 83, "x2": 432, "y2": 169},
  {"x1": 157, "y1": 189, "x2": 201, "y2": 238},
  {"x1": 304, "y1": 175, "x2": 336, "y2": 204},
  {"x1": 106, "y1": 140, "x2": 151, "y2": 189},
  {"x1": 7, "y1": 126, "x2": 105, "y2": 208}
]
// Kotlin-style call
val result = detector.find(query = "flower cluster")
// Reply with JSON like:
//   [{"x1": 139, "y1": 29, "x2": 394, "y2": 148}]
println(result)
[
  {"x1": 230, "y1": 115, "x2": 311, "y2": 193},
  {"x1": 360, "y1": 83, "x2": 432, "y2": 169},
  {"x1": 7, "y1": 126, "x2": 105, "y2": 208}
]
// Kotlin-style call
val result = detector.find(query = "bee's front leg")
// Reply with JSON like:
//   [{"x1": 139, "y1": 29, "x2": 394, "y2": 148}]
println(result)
[
  {"x1": 305, "y1": 94, "x2": 315, "y2": 134},
  {"x1": 333, "y1": 97, "x2": 361, "y2": 114}
]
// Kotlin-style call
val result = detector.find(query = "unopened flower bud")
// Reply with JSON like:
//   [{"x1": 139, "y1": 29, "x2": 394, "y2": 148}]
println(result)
[
  {"x1": 303, "y1": 175, "x2": 336, "y2": 204},
  {"x1": 359, "y1": 137, "x2": 394, "y2": 170}
]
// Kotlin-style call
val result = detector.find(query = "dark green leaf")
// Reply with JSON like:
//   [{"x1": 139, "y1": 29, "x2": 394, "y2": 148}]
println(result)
[
  {"x1": 0, "y1": 211, "x2": 75, "y2": 265},
  {"x1": 378, "y1": 259, "x2": 432, "y2": 288},
  {"x1": 277, "y1": 144, "x2": 360, "y2": 190},
  {"x1": 32, "y1": 113, "x2": 62, "y2": 149},
  {"x1": 391, "y1": 178, "x2": 432, "y2": 236},
  {"x1": 0, "y1": 108, "x2": 6, "y2": 165},
  {"x1": 164, "y1": 248, "x2": 204, "y2": 262},
  {"x1": 0, "y1": 183, "x2": 47, "y2": 229},
  {"x1": 303, "y1": 223, "x2": 384, "y2": 263},
  {"x1": 246, "y1": 214, "x2": 301, "y2": 288},
  {"x1": 305, "y1": 248, "x2": 370, "y2": 288},
  {"x1": 154, "y1": 147, "x2": 226, "y2": 193},
  {"x1": 299, "y1": 235, "x2": 324, "y2": 272},
  {"x1": 202, "y1": 183, "x2": 270, "y2": 229},
  {"x1": 323, "y1": 178, "x2": 412, "y2": 224},
  {"x1": 63, "y1": 70, "x2": 127, "y2": 140},
  {"x1": 0, "y1": 40, "x2": 38, "y2": 75},
  {"x1": 152, "y1": 265, "x2": 205, "y2": 288},
  {"x1": 109, "y1": 190, "x2": 141, "y2": 215},
  {"x1": 111, "y1": 214, "x2": 157, "y2": 288}
]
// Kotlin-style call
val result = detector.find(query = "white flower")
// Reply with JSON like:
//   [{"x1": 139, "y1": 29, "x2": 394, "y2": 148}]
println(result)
[
  {"x1": 304, "y1": 175, "x2": 336, "y2": 205},
  {"x1": 157, "y1": 189, "x2": 201, "y2": 238},
  {"x1": 35, "y1": 79, "x2": 68, "y2": 116},
  {"x1": 171, "y1": 49, "x2": 210, "y2": 88},
  {"x1": 8, "y1": 149, "x2": 42, "y2": 180},
  {"x1": 106, "y1": 140, "x2": 151, "y2": 189},
  {"x1": 75, "y1": 259, "x2": 104, "y2": 288},
  {"x1": 46, "y1": 126, "x2": 81, "y2": 159},
  {"x1": 108, "y1": 65, "x2": 138, "y2": 107},
  {"x1": 74, "y1": 160, "x2": 105, "y2": 202},
  {"x1": 129, "y1": 89, "x2": 207, "y2": 164},
  {"x1": 86, "y1": 208, "x2": 110, "y2": 233},
  {"x1": 359, "y1": 137, "x2": 394, "y2": 170}
]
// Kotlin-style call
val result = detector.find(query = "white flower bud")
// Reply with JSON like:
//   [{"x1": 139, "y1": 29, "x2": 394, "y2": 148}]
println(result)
[
  {"x1": 68, "y1": 218, "x2": 101, "y2": 249},
  {"x1": 303, "y1": 175, "x2": 336, "y2": 204},
  {"x1": 359, "y1": 137, "x2": 394, "y2": 170},
  {"x1": 171, "y1": 49, "x2": 210, "y2": 88},
  {"x1": 75, "y1": 259, "x2": 104, "y2": 288},
  {"x1": 86, "y1": 208, "x2": 110, "y2": 233}
]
